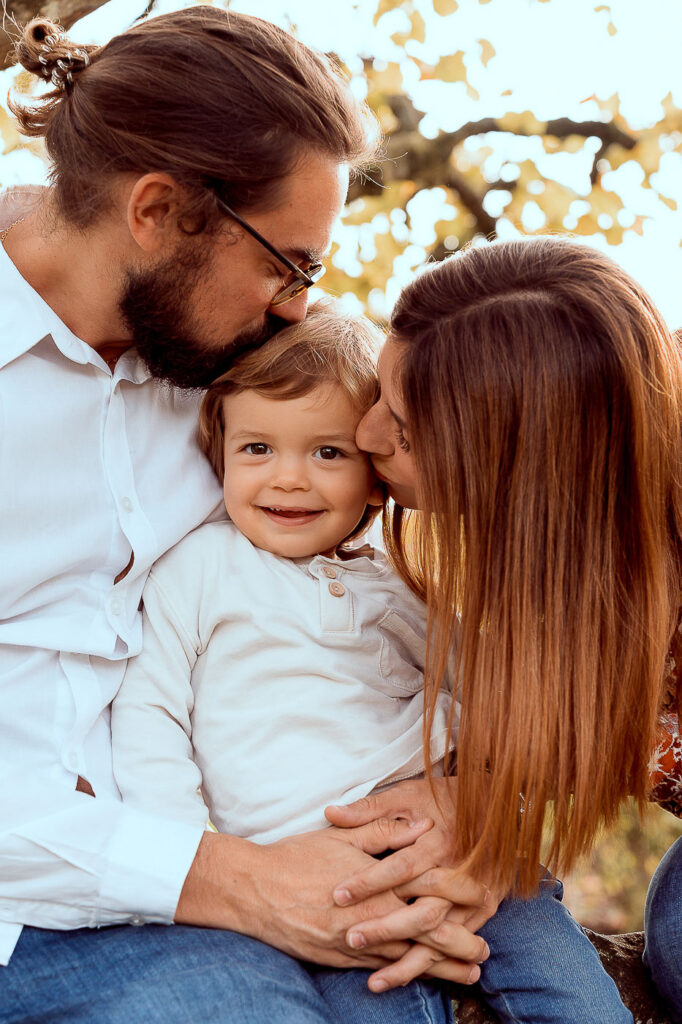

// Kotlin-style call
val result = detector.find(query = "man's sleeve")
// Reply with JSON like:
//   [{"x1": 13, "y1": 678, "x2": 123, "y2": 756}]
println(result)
[{"x1": 0, "y1": 772, "x2": 203, "y2": 962}]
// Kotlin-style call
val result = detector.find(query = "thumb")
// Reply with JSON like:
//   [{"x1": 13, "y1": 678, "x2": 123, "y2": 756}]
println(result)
[{"x1": 325, "y1": 790, "x2": 428, "y2": 829}]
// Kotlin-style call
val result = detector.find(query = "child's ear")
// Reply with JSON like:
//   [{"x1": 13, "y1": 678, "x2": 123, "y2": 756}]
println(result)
[{"x1": 367, "y1": 481, "x2": 385, "y2": 507}]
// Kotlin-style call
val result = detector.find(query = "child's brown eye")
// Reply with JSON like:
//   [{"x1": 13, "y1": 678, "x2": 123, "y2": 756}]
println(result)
[
  {"x1": 315, "y1": 446, "x2": 342, "y2": 461},
  {"x1": 244, "y1": 442, "x2": 271, "y2": 456}
]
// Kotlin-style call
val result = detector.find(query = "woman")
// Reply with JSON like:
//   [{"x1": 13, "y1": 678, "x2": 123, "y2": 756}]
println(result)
[{"x1": 349, "y1": 237, "x2": 682, "y2": 1021}]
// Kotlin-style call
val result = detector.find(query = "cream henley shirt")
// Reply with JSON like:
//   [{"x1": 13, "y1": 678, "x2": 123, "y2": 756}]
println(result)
[{"x1": 112, "y1": 521, "x2": 457, "y2": 843}]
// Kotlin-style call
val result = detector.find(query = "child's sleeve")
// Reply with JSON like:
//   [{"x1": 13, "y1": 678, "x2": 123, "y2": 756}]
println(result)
[{"x1": 111, "y1": 570, "x2": 209, "y2": 830}]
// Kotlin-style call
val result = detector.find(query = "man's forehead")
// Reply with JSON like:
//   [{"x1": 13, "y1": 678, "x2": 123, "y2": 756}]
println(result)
[{"x1": 254, "y1": 156, "x2": 348, "y2": 261}]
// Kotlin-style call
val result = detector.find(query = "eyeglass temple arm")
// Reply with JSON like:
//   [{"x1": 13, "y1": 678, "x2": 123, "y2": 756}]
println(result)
[{"x1": 212, "y1": 195, "x2": 315, "y2": 287}]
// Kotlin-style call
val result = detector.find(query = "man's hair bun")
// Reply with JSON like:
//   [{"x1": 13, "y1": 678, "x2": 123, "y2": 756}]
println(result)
[{"x1": 14, "y1": 18, "x2": 95, "y2": 89}]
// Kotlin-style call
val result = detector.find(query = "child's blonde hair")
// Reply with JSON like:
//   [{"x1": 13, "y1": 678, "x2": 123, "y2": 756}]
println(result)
[{"x1": 199, "y1": 301, "x2": 383, "y2": 547}]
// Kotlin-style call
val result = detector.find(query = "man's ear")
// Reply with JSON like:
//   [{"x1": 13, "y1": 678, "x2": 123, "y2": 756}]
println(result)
[{"x1": 126, "y1": 173, "x2": 186, "y2": 253}]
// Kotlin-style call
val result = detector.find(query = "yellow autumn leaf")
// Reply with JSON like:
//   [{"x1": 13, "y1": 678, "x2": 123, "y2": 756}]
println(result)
[
  {"x1": 0, "y1": 108, "x2": 21, "y2": 155},
  {"x1": 434, "y1": 51, "x2": 467, "y2": 84},
  {"x1": 478, "y1": 39, "x2": 496, "y2": 67},
  {"x1": 594, "y1": 4, "x2": 610, "y2": 12},
  {"x1": 366, "y1": 61, "x2": 404, "y2": 97},
  {"x1": 433, "y1": 0, "x2": 458, "y2": 14},
  {"x1": 373, "y1": 0, "x2": 405, "y2": 27},
  {"x1": 501, "y1": 111, "x2": 546, "y2": 135},
  {"x1": 575, "y1": 212, "x2": 602, "y2": 236},
  {"x1": 607, "y1": 20, "x2": 617, "y2": 36},
  {"x1": 659, "y1": 194, "x2": 678, "y2": 212},
  {"x1": 411, "y1": 10, "x2": 427, "y2": 43}
]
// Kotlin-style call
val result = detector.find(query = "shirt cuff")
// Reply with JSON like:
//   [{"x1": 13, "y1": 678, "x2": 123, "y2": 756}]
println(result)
[{"x1": 98, "y1": 805, "x2": 203, "y2": 926}]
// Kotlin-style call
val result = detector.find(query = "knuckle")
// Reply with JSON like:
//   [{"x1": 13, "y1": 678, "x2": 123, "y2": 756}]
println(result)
[{"x1": 419, "y1": 901, "x2": 446, "y2": 930}]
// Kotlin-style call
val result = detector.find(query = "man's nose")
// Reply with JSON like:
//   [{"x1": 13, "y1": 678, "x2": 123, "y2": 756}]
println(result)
[{"x1": 270, "y1": 289, "x2": 309, "y2": 325}]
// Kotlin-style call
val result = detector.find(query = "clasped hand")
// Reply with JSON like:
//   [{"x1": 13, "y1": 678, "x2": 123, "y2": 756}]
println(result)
[{"x1": 321, "y1": 778, "x2": 496, "y2": 990}]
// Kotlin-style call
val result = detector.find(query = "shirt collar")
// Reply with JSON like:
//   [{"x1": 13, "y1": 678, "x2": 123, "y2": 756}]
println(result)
[{"x1": 0, "y1": 239, "x2": 152, "y2": 383}]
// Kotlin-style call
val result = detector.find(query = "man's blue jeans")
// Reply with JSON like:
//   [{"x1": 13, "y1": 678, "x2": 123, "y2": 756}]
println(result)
[
  {"x1": 0, "y1": 924, "x2": 451, "y2": 1024},
  {"x1": 644, "y1": 836, "x2": 682, "y2": 1023}
]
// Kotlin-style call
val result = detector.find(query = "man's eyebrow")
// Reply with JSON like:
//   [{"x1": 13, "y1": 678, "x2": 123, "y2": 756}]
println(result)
[{"x1": 280, "y1": 245, "x2": 326, "y2": 265}]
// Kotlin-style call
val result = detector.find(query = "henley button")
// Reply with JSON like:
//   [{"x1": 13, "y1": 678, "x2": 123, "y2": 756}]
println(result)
[
  {"x1": 130, "y1": 915, "x2": 144, "y2": 926},
  {"x1": 322, "y1": 566, "x2": 337, "y2": 579},
  {"x1": 121, "y1": 497, "x2": 133, "y2": 513},
  {"x1": 329, "y1": 581, "x2": 345, "y2": 597}
]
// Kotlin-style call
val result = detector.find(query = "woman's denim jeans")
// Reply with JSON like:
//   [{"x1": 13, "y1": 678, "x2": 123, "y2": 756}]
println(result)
[{"x1": 644, "y1": 835, "x2": 682, "y2": 1023}]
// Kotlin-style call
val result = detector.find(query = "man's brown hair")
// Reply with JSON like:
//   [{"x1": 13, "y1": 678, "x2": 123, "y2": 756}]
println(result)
[
  {"x1": 11, "y1": 7, "x2": 378, "y2": 228},
  {"x1": 386, "y1": 237, "x2": 682, "y2": 895}
]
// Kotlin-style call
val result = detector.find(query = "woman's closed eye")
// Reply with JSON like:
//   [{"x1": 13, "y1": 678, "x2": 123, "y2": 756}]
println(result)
[{"x1": 395, "y1": 426, "x2": 410, "y2": 453}]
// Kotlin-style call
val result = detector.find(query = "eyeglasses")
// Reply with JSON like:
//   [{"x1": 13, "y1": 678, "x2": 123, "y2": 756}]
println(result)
[{"x1": 213, "y1": 194, "x2": 326, "y2": 307}]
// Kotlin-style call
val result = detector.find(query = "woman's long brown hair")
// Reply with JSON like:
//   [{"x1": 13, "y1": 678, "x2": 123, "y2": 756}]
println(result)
[{"x1": 387, "y1": 237, "x2": 682, "y2": 895}]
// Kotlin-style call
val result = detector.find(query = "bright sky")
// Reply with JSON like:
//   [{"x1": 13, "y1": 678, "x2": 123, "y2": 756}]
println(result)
[{"x1": 1, "y1": 0, "x2": 680, "y2": 325}]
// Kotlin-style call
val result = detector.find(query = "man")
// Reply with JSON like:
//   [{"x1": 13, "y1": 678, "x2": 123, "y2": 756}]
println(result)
[{"x1": 0, "y1": 7, "x2": 490, "y2": 1022}]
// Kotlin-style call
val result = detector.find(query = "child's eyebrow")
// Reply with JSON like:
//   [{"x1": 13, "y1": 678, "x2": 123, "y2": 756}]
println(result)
[{"x1": 311, "y1": 433, "x2": 357, "y2": 445}]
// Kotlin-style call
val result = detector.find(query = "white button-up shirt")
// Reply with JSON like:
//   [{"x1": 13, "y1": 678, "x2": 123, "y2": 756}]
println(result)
[{"x1": 0, "y1": 193, "x2": 224, "y2": 964}]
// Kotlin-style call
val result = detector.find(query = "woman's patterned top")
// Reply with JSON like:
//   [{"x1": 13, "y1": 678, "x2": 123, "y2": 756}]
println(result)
[{"x1": 649, "y1": 619, "x2": 682, "y2": 817}]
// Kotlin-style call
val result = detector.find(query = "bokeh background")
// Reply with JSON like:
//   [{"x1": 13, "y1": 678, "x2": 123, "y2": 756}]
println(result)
[{"x1": 2, "y1": 0, "x2": 681, "y2": 931}]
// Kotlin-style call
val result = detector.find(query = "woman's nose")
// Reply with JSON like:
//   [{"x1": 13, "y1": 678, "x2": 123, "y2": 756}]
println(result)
[{"x1": 356, "y1": 403, "x2": 393, "y2": 456}]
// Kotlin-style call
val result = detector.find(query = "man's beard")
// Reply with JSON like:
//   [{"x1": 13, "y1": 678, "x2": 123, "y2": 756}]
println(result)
[{"x1": 119, "y1": 246, "x2": 288, "y2": 389}]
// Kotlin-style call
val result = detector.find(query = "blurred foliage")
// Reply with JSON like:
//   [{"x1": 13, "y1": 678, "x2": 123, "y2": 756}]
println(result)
[{"x1": 563, "y1": 802, "x2": 682, "y2": 933}]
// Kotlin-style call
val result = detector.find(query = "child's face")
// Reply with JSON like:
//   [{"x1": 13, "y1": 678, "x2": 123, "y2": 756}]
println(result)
[{"x1": 221, "y1": 384, "x2": 383, "y2": 558}]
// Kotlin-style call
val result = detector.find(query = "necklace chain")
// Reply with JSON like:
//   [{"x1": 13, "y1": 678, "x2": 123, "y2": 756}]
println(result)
[{"x1": 0, "y1": 217, "x2": 25, "y2": 244}]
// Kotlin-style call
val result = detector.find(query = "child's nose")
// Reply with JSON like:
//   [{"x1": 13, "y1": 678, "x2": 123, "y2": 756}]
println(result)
[{"x1": 271, "y1": 457, "x2": 310, "y2": 491}]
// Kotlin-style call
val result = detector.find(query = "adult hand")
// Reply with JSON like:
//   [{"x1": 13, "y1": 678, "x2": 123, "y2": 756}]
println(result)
[
  {"x1": 325, "y1": 778, "x2": 499, "y2": 988},
  {"x1": 176, "y1": 816, "x2": 433, "y2": 968}
]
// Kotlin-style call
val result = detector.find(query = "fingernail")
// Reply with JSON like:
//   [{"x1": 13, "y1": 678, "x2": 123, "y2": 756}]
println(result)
[
  {"x1": 408, "y1": 818, "x2": 427, "y2": 829},
  {"x1": 348, "y1": 931, "x2": 366, "y2": 949},
  {"x1": 370, "y1": 979, "x2": 389, "y2": 993},
  {"x1": 334, "y1": 888, "x2": 352, "y2": 906},
  {"x1": 466, "y1": 966, "x2": 480, "y2": 984},
  {"x1": 479, "y1": 942, "x2": 490, "y2": 962},
  {"x1": 483, "y1": 888, "x2": 492, "y2": 906}
]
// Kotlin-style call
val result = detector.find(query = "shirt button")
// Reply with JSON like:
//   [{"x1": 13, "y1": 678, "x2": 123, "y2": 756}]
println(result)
[
  {"x1": 329, "y1": 581, "x2": 345, "y2": 598},
  {"x1": 111, "y1": 599, "x2": 123, "y2": 615},
  {"x1": 322, "y1": 566, "x2": 337, "y2": 579},
  {"x1": 130, "y1": 915, "x2": 144, "y2": 926},
  {"x1": 121, "y1": 497, "x2": 133, "y2": 513}
]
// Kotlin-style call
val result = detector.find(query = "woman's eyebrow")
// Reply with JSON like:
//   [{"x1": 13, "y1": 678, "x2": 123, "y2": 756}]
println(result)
[{"x1": 387, "y1": 404, "x2": 406, "y2": 430}]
